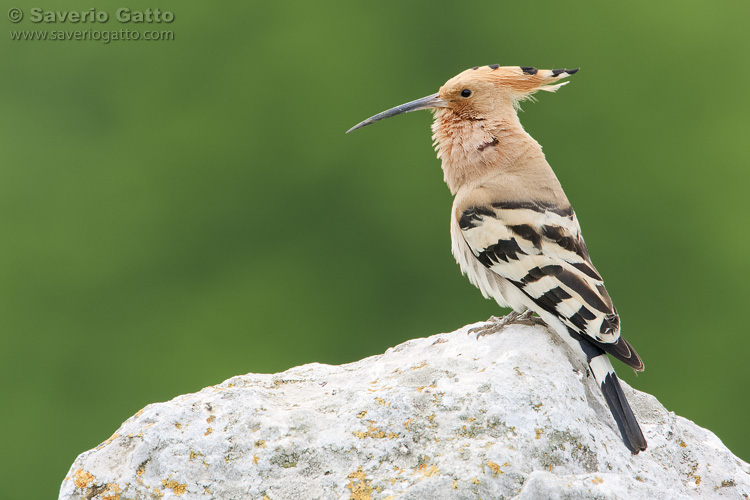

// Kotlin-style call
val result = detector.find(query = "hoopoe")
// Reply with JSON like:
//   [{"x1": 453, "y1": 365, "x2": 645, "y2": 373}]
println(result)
[{"x1": 347, "y1": 65, "x2": 647, "y2": 453}]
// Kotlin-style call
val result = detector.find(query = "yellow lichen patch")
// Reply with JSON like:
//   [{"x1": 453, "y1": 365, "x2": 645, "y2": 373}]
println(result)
[
  {"x1": 403, "y1": 418, "x2": 413, "y2": 430},
  {"x1": 375, "y1": 397, "x2": 388, "y2": 406},
  {"x1": 262, "y1": 495, "x2": 271, "y2": 500},
  {"x1": 353, "y1": 420, "x2": 397, "y2": 439},
  {"x1": 695, "y1": 476, "x2": 701, "y2": 485},
  {"x1": 74, "y1": 469, "x2": 94, "y2": 488},
  {"x1": 532, "y1": 403, "x2": 543, "y2": 412},
  {"x1": 535, "y1": 428, "x2": 544, "y2": 439},
  {"x1": 96, "y1": 432, "x2": 120, "y2": 449},
  {"x1": 175, "y1": 422, "x2": 182, "y2": 429},
  {"x1": 686, "y1": 462, "x2": 699, "y2": 479},
  {"x1": 420, "y1": 464, "x2": 440, "y2": 477},
  {"x1": 370, "y1": 379, "x2": 379, "y2": 385},
  {"x1": 255, "y1": 440, "x2": 267, "y2": 448},
  {"x1": 487, "y1": 461, "x2": 503, "y2": 475},
  {"x1": 680, "y1": 440, "x2": 687, "y2": 448},
  {"x1": 253, "y1": 454, "x2": 259, "y2": 464},
  {"x1": 135, "y1": 408, "x2": 145, "y2": 417},
  {"x1": 412, "y1": 361, "x2": 428, "y2": 370},
  {"x1": 102, "y1": 483, "x2": 122, "y2": 500},
  {"x1": 357, "y1": 410, "x2": 368, "y2": 419},
  {"x1": 514, "y1": 367, "x2": 522, "y2": 376},
  {"x1": 204, "y1": 427, "x2": 213, "y2": 436},
  {"x1": 206, "y1": 415, "x2": 216, "y2": 424},
  {"x1": 189, "y1": 451, "x2": 203, "y2": 461},
  {"x1": 136, "y1": 461, "x2": 148, "y2": 476},
  {"x1": 472, "y1": 478, "x2": 480, "y2": 485},
  {"x1": 347, "y1": 467, "x2": 373, "y2": 500},
  {"x1": 592, "y1": 476, "x2": 603, "y2": 484},
  {"x1": 162, "y1": 479, "x2": 187, "y2": 495},
  {"x1": 452, "y1": 480, "x2": 459, "y2": 489},
  {"x1": 426, "y1": 414, "x2": 438, "y2": 430}
]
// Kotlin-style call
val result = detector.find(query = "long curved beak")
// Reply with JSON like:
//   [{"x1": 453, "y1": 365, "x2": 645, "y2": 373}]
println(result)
[{"x1": 346, "y1": 93, "x2": 446, "y2": 133}]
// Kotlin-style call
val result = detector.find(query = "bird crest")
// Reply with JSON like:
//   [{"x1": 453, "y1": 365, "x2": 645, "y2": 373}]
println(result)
[{"x1": 442, "y1": 65, "x2": 579, "y2": 108}]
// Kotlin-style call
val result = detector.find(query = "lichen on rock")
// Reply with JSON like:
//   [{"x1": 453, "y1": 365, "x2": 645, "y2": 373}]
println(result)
[{"x1": 59, "y1": 323, "x2": 750, "y2": 499}]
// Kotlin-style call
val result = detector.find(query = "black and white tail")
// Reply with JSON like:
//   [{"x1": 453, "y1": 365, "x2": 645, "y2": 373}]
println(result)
[{"x1": 576, "y1": 334, "x2": 647, "y2": 453}]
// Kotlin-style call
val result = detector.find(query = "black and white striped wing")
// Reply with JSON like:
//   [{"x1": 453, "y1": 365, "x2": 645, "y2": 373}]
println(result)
[{"x1": 459, "y1": 202, "x2": 641, "y2": 369}]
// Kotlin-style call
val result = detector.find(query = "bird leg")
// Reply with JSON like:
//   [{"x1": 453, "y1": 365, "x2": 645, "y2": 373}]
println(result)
[{"x1": 468, "y1": 309, "x2": 544, "y2": 338}]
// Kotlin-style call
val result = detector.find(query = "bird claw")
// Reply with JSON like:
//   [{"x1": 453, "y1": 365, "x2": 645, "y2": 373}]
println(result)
[
  {"x1": 468, "y1": 309, "x2": 544, "y2": 339},
  {"x1": 467, "y1": 315, "x2": 503, "y2": 338}
]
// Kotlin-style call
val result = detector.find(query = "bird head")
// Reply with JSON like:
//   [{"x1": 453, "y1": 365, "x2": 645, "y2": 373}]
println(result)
[{"x1": 347, "y1": 65, "x2": 578, "y2": 133}]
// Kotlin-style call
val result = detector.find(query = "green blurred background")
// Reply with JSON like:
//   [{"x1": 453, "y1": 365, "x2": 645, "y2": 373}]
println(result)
[{"x1": 2, "y1": 0, "x2": 749, "y2": 497}]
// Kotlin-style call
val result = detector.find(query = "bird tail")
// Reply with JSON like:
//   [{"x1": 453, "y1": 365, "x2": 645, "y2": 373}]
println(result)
[{"x1": 587, "y1": 349, "x2": 648, "y2": 454}]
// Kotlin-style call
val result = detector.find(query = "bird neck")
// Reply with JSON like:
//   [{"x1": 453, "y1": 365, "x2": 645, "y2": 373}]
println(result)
[{"x1": 432, "y1": 108, "x2": 547, "y2": 195}]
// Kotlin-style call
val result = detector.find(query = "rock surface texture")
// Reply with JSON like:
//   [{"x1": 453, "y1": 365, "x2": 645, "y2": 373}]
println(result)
[{"x1": 60, "y1": 323, "x2": 750, "y2": 499}]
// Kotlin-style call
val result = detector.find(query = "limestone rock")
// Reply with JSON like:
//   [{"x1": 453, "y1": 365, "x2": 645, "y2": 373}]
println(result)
[{"x1": 59, "y1": 323, "x2": 750, "y2": 499}]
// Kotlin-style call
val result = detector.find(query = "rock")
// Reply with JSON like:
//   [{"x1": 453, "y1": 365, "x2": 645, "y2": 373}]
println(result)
[{"x1": 59, "y1": 323, "x2": 750, "y2": 500}]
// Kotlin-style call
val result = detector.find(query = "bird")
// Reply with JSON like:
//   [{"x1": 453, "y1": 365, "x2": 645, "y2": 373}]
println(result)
[{"x1": 347, "y1": 64, "x2": 647, "y2": 454}]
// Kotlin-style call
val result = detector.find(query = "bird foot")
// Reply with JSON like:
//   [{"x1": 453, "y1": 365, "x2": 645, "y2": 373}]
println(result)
[{"x1": 468, "y1": 309, "x2": 543, "y2": 339}]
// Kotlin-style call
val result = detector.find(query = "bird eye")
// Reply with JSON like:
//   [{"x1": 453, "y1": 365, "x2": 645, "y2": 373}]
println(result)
[{"x1": 460, "y1": 89, "x2": 472, "y2": 98}]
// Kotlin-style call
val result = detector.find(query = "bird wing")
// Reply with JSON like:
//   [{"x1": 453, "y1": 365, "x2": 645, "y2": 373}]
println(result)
[{"x1": 458, "y1": 199, "x2": 643, "y2": 370}]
